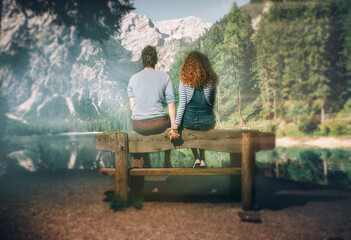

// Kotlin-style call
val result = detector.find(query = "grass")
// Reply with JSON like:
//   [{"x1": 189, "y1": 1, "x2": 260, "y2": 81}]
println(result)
[{"x1": 104, "y1": 191, "x2": 144, "y2": 211}]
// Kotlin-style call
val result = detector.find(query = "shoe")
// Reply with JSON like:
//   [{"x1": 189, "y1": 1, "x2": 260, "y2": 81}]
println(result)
[
  {"x1": 200, "y1": 160, "x2": 206, "y2": 168},
  {"x1": 193, "y1": 159, "x2": 201, "y2": 168}
]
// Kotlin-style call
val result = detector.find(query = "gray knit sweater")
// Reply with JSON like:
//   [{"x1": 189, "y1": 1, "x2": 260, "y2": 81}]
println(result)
[{"x1": 127, "y1": 69, "x2": 175, "y2": 120}]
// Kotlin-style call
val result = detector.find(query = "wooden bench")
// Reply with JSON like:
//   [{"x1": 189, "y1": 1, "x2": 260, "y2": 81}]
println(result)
[{"x1": 95, "y1": 129, "x2": 275, "y2": 210}]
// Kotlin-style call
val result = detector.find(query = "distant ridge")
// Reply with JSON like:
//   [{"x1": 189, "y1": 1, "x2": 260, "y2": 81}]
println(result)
[{"x1": 118, "y1": 12, "x2": 212, "y2": 72}]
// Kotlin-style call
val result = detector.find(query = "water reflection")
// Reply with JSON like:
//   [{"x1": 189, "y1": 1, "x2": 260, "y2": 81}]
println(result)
[
  {"x1": 2, "y1": 134, "x2": 351, "y2": 190},
  {"x1": 3, "y1": 133, "x2": 115, "y2": 175},
  {"x1": 256, "y1": 147, "x2": 351, "y2": 189}
]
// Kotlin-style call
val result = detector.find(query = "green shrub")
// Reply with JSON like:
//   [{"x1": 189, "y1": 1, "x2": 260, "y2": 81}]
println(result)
[
  {"x1": 267, "y1": 121, "x2": 277, "y2": 133},
  {"x1": 318, "y1": 124, "x2": 331, "y2": 136},
  {"x1": 105, "y1": 192, "x2": 144, "y2": 211},
  {"x1": 285, "y1": 102, "x2": 311, "y2": 122},
  {"x1": 275, "y1": 128, "x2": 285, "y2": 137},
  {"x1": 317, "y1": 120, "x2": 351, "y2": 136},
  {"x1": 340, "y1": 99, "x2": 351, "y2": 113},
  {"x1": 285, "y1": 102, "x2": 318, "y2": 133},
  {"x1": 278, "y1": 124, "x2": 305, "y2": 137}
]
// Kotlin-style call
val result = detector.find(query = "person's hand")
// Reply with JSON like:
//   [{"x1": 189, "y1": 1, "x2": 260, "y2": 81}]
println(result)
[
  {"x1": 169, "y1": 129, "x2": 183, "y2": 147},
  {"x1": 168, "y1": 129, "x2": 180, "y2": 141}
]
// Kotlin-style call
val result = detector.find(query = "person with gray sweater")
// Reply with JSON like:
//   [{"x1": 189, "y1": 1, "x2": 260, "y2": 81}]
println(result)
[{"x1": 127, "y1": 45, "x2": 177, "y2": 167}]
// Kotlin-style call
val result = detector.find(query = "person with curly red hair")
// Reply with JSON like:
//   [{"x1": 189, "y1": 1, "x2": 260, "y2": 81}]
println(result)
[{"x1": 169, "y1": 51, "x2": 218, "y2": 168}]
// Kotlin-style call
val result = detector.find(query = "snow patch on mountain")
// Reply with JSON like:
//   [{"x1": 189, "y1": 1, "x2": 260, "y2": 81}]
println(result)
[
  {"x1": 154, "y1": 16, "x2": 212, "y2": 41},
  {"x1": 118, "y1": 13, "x2": 212, "y2": 71}
]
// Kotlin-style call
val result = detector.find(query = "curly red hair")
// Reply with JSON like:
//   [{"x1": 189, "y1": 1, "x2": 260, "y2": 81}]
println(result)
[{"x1": 179, "y1": 51, "x2": 217, "y2": 89}]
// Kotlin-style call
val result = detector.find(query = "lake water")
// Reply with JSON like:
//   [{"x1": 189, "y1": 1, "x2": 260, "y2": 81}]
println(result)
[{"x1": 2, "y1": 133, "x2": 351, "y2": 190}]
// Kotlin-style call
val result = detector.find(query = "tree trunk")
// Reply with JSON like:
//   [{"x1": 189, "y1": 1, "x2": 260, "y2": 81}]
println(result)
[
  {"x1": 265, "y1": 76, "x2": 270, "y2": 120},
  {"x1": 217, "y1": 84, "x2": 222, "y2": 128},
  {"x1": 321, "y1": 103, "x2": 325, "y2": 124},
  {"x1": 273, "y1": 89, "x2": 277, "y2": 121},
  {"x1": 238, "y1": 88, "x2": 245, "y2": 127},
  {"x1": 0, "y1": 0, "x2": 3, "y2": 40}
]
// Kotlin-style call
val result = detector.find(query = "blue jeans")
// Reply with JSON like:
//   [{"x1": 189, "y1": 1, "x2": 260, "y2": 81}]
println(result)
[{"x1": 182, "y1": 108, "x2": 215, "y2": 131}]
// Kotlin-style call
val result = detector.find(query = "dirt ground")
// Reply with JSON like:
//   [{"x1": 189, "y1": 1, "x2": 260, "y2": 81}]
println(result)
[{"x1": 0, "y1": 169, "x2": 350, "y2": 240}]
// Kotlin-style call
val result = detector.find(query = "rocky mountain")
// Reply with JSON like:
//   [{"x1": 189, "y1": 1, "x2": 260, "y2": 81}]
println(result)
[
  {"x1": 0, "y1": 3, "x2": 212, "y2": 134},
  {"x1": 0, "y1": 6, "x2": 136, "y2": 132},
  {"x1": 118, "y1": 13, "x2": 212, "y2": 72}
]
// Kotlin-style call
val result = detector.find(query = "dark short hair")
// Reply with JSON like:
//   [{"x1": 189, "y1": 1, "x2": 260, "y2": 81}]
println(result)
[{"x1": 141, "y1": 45, "x2": 157, "y2": 68}]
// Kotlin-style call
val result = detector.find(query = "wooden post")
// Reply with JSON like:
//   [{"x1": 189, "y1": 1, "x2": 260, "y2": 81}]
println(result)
[
  {"x1": 115, "y1": 133, "x2": 129, "y2": 201},
  {"x1": 230, "y1": 153, "x2": 242, "y2": 198},
  {"x1": 241, "y1": 132, "x2": 256, "y2": 210},
  {"x1": 275, "y1": 160, "x2": 280, "y2": 179},
  {"x1": 323, "y1": 158, "x2": 328, "y2": 184}
]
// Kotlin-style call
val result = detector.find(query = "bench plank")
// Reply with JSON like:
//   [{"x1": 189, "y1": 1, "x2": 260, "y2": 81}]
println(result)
[
  {"x1": 100, "y1": 167, "x2": 241, "y2": 176},
  {"x1": 95, "y1": 129, "x2": 275, "y2": 153}
]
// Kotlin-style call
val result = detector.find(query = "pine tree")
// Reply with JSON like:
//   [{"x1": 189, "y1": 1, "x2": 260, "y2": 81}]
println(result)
[
  {"x1": 218, "y1": 4, "x2": 255, "y2": 127},
  {"x1": 255, "y1": 12, "x2": 285, "y2": 120},
  {"x1": 340, "y1": 0, "x2": 351, "y2": 101},
  {"x1": 303, "y1": 0, "x2": 332, "y2": 124},
  {"x1": 204, "y1": 23, "x2": 225, "y2": 127}
]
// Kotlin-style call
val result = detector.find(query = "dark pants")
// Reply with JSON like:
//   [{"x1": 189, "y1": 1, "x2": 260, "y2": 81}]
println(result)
[
  {"x1": 131, "y1": 115, "x2": 171, "y2": 167},
  {"x1": 132, "y1": 115, "x2": 170, "y2": 136}
]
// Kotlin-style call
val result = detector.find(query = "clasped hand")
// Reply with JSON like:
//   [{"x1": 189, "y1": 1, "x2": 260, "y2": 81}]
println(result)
[{"x1": 168, "y1": 129, "x2": 180, "y2": 141}]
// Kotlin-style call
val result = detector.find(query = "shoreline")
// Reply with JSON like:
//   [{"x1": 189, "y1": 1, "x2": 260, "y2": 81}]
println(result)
[{"x1": 276, "y1": 136, "x2": 351, "y2": 149}]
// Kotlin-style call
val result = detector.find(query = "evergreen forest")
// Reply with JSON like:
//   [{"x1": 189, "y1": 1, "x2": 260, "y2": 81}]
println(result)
[{"x1": 168, "y1": 0, "x2": 351, "y2": 137}]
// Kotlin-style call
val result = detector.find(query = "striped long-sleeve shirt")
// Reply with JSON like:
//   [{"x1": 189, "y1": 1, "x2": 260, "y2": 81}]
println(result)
[{"x1": 175, "y1": 81, "x2": 216, "y2": 125}]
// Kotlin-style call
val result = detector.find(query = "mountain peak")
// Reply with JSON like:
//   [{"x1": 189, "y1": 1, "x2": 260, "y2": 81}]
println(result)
[
  {"x1": 118, "y1": 13, "x2": 212, "y2": 70},
  {"x1": 155, "y1": 16, "x2": 212, "y2": 41}
]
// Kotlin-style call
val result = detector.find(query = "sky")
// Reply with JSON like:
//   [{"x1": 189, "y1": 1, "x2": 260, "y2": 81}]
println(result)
[{"x1": 132, "y1": 0, "x2": 251, "y2": 23}]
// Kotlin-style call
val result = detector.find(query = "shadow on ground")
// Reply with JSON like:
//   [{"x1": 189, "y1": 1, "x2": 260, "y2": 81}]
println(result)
[
  {"x1": 254, "y1": 170, "x2": 347, "y2": 210},
  {"x1": 137, "y1": 170, "x2": 347, "y2": 210}
]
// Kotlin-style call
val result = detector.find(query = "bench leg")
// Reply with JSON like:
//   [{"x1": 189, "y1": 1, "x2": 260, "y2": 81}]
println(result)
[
  {"x1": 230, "y1": 153, "x2": 242, "y2": 199},
  {"x1": 164, "y1": 150, "x2": 172, "y2": 168},
  {"x1": 115, "y1": 133, "x2": 129, "y2": 201},
  {"x1": 130, "y1": 176, "x2": 145, "y2": 197},
  {"x1": 131, "y1": 155, "x2": 144, "y2": 168},
  {"x1": 241, "y1": 132, "x2": 256, "y2": 210}
]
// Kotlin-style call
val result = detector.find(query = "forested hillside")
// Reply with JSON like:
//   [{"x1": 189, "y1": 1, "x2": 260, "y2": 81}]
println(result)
[{"x1": 168, "y1": 0, "x2": 351, "y2": 136}]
